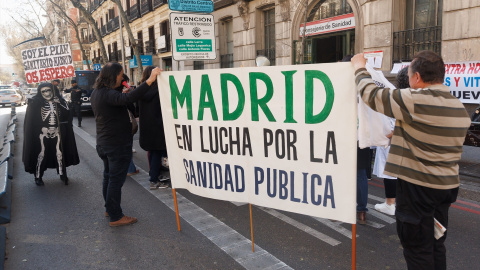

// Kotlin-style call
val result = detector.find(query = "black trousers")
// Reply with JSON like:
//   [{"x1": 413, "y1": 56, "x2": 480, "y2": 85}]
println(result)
[
  {"x1": 72, "y1": 102, "x2": 82, "y2": 124},
  {"x1": 396, "y1": 178, "x2": 458, "y2": 270}
]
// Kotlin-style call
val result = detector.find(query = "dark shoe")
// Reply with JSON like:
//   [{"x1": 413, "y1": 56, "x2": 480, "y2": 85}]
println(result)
[
  {"x1": 78, "y1": 122, "x2": 81, "y2": 127},
  {"x1": 35, "y1": 178, "x2": 44, "y2": 186},
  {"x1": 357, "y1": 212, "x2": 367, "y2": 225},
  {"x1": 60, "y1": 175, "x2": 69, "y2": 185},
  {"x1": 109, "y1": 215, "x2": 138, "y2": 227}
]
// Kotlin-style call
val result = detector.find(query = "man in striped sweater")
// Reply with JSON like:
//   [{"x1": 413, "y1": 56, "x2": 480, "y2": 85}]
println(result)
[{"x1": 351, "y1": 51, "x2": 470, "y2": 269}]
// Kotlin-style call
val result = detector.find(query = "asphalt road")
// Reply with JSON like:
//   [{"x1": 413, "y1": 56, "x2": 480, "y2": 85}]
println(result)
[{"x1": 3, "y1": 105, "x2": 480, "y2": 270}]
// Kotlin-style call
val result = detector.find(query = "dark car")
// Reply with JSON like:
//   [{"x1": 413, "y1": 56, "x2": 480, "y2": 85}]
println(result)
[{"x1": 75, "y1": 70, "x2": 100, "y2": 111}]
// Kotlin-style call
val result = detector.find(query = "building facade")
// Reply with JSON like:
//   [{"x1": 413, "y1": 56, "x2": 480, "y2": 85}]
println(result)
[{"x1": 79, "y1": 0, "x2": 479, "y2": 89}]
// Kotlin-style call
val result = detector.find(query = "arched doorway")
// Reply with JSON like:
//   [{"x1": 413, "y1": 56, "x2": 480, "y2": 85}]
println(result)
[{"x1": 293, "y1": 0, "x2": 359, "y2": 64}]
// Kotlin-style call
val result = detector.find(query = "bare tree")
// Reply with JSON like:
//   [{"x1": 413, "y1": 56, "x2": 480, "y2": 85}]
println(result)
[
  {"x1": 111, "y1": 0, "x2": 143, "y2": 78},
  {"x1": 47, "y1": 0, "x2": 91, "y2": 70},
  {"x1": 69, "y1": 0, "x2": 108, "y2": 65}
]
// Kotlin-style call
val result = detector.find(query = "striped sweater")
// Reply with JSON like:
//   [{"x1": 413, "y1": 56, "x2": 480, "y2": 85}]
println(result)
[{"x1": 355, "y1": 68, "x2": 471, "y2": 189}]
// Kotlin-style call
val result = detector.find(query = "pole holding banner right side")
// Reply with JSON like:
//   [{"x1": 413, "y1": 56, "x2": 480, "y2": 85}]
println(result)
[{"x1": 352, "y1": 224, "x2": 356, "y2": 270}]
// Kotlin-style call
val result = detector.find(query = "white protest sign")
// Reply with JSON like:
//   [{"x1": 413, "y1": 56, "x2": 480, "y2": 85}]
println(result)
[
  {"x1": 158, "y1": 63, "x2": 357, "y2": 224},
  {"x1": 391, "y1": 62, "x2": 411, "y2": 74},
  {"x1": 170, "y1": 13, "x2": 216, "y2": 61},
  {"x1": 364, "y1": 51, "x2": 383, "y2": 69},
  {"x1": 21, "y1": 43, "x2": 75, "y2": 84}
]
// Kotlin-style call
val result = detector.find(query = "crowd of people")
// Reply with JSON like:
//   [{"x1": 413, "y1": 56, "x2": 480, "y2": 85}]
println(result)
[{"x1": 20, "y1": 50, "x2": 471, "y2": 268}]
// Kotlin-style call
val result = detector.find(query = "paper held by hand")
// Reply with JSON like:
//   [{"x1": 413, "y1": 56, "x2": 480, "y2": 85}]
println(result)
[{"x1": 434, "y1": 218, "x2": 446, "y2": 240}]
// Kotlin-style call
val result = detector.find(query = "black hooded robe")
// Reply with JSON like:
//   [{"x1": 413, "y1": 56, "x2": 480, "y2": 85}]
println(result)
[{"x1": 22, "y1": 83, "x2": 80, "y2": 177}]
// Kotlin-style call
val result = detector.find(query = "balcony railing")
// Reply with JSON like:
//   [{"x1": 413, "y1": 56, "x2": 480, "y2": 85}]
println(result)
[
  {"x1": 89, "y1": 34, "x2": 97, "y2": 44},
  {"x1": 140, "y1": 0, "x2": 153, "y2": 15},
  {"x1": 220, "y1": 54, "x2": 233, "y2": 68},
  {"x1": 106, "y1": 20, "x2": 113, "y2": 33},
  {"x1": 153, "y1": 0, "x2": 167, "y2": 9},
  {"x1": 112, "y1": 17, "x2": 120, "y2": 31},
  {"x1": 157, "y1": 34, "x2": 171, "y2": 53},
  {"x1": 144, "y1": 40, "x2": 156, "y2": 55},
  {"x1": 393, "y1": 26, "x2": 442, "y2": 63},
  {"x1": 129, "y1": 5, "x2": 141, "y2": 22},
  {"x1": 90, "y1": 0, "x2": 99, "y2": 13},
  {"x1": 100, "y1": 25, "x2": 106, "y2": 36},
  {"x1": 256, "y1": 48, "x2": 276, "y2": 66},
  {"x1": 108, "y1": 52, "x2": 118, "y2": 62}
]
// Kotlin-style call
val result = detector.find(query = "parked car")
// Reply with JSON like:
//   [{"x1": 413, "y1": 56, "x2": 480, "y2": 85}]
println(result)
[{"x1": 0, "y1": 89, "x2": 26, "y2": 106}]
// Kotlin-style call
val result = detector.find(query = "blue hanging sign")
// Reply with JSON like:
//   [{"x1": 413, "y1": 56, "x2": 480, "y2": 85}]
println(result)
[
  {"x1": 168, "y1": 0, "x2": 214, "y2": 13},
  {"x1": 129, "y1": 55, "x2": 153, "y2": 68}
]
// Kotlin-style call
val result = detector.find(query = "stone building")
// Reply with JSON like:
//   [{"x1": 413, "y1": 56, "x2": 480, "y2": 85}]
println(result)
[{"x1": 80, "y1": 0, "x2": 480, "y2": 109}]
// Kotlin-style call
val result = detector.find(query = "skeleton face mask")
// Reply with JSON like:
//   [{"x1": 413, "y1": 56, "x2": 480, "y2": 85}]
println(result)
[{"x1": 40, "y1": 86, "x2": 53, "y2": 100}]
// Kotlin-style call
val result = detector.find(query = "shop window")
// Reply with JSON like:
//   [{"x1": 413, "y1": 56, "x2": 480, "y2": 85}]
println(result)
[{"x1": 393, "y1": 0, "x2": 443, "y2": 62}]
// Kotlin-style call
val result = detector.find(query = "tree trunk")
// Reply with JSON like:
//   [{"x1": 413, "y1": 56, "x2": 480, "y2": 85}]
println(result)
[
  {"x1": 112, "y1": 0, "x2": 143, "y2": 80},
  {"x1": 49, "y1": 0, "x2": 91, "y2": 70},
  {"x1": 69, "y1": 0, "x2": 108, "y2": 65}
]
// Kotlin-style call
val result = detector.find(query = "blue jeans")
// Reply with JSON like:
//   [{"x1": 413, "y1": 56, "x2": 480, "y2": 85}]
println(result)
[
  {"x1": 127, "y1": 159, "x2": 137, "y2": 173},
  {"x1": 357, "y1": 168, "x2": 368, "y2": 212},
  {"x1": 148, "y1": 150, "x2": 167, "y2": 183},
  {"x1": 96, "y1": 143, "x2": 132, "y2": 222}
]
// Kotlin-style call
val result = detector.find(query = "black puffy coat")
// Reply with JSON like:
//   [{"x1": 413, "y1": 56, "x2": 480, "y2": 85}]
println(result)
[{"x1": 138, "y1": 82, "x2": 167, "y2": 151}]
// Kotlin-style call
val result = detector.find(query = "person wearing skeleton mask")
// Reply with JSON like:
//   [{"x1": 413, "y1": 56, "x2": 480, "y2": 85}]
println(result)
[{"x1": 22, "y1": 83, "x2": 80, "y2": 186}]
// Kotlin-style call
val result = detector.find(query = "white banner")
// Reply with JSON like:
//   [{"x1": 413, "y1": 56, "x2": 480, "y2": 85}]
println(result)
[
  {"x1": 299, "y1": 13, "x2": 355, "y2": 37},
  {"x1": 21, "y1": 43, "x2": 75, "y2": 84},
  {"x1": 445, "y1": 61, "x2": 480, "y2": 104},
  {"x1": 391, "y1": 61, "x2": 480, "y2": 104},
  {"x1": 158, "y1": 63, "x2": 357, "y2": 224}
]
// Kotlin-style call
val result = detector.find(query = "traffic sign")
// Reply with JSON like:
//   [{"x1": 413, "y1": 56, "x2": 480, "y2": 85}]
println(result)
[
  {"x1": 170, "y1": 13, "x2": 216, "y2": 61},
  {"x1": 93, "y1": 64, "x2": 101, "y2": 71},
  {"x1": 169, "y1": 0, "x2": 214, "y2": 13}
]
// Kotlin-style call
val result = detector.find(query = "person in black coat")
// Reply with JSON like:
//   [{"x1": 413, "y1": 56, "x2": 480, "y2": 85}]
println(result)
[
  {"x1": 64, "y1": 80, "x2": 87, "y2": 127},
  {"x1": 138, "y1": 66, "x2": 169, "y2": 190},
  {"x1": 22, "y1": 82, "x2": 79, "y2": 186},
  {"x1": 91, "y1": 62, "x2": 161, "y2": 227}
]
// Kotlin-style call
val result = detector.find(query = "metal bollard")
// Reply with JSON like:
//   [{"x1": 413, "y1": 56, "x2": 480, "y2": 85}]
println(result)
[{"x1": 10, "y1": 103, "x2": 16, "y2": 116}]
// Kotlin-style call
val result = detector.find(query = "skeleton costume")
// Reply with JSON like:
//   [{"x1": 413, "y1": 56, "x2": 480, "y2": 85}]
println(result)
[{"x1": 23, "y1": 83, "x2": 80, "y2": 186}]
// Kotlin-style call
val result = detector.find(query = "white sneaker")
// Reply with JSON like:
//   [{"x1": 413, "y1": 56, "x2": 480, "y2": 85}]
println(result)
[{"x1": 374, "y1": 202, "x2": 396, "y2": 216}]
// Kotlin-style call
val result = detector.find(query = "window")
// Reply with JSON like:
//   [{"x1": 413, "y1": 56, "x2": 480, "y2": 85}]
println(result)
[
  {"x1": 159, "y1": 20, "x2": 170, "y2": 53},
  {"x1": 220, "y1": 18, "x2": 233, "y2": 68},
  {"x1": 393, "y1": 0, "x2": 443, "y2": 62},
  {"x1": 406, "y1": 0, "x2": 443, "y2": 30},
  {"x1": 263, "y1": 8, "x2": 275, "y2": 65},
  {"x1": 308, "y1": 0, "x2": 352, "y2": 21}
]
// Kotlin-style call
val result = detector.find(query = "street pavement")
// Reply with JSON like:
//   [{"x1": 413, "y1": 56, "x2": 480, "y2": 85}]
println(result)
[{"x1": 2, "y1": 106, "x2": 480, "y2": 270}]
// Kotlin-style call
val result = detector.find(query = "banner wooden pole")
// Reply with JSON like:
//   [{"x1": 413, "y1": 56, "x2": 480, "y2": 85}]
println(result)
[
  {"x1": 172, "y1": 188, "x2": 181, "y2": 231},
  {"x1": 352, "y1": 224, "x2": 356, "y2": 270},
  {"x1": 249, "y1": 203, "x2": 254, "y2": 252}
]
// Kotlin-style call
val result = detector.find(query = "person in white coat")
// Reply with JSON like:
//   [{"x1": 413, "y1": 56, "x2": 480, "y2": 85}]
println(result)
[{"x1": 373, "y1": 67, "x2": 409, "y2": 215}]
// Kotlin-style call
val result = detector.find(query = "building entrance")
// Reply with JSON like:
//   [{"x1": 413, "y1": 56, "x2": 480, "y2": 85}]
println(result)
[{"x1": 312, "y1": 29, "x2": 355, "y2": 63}]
